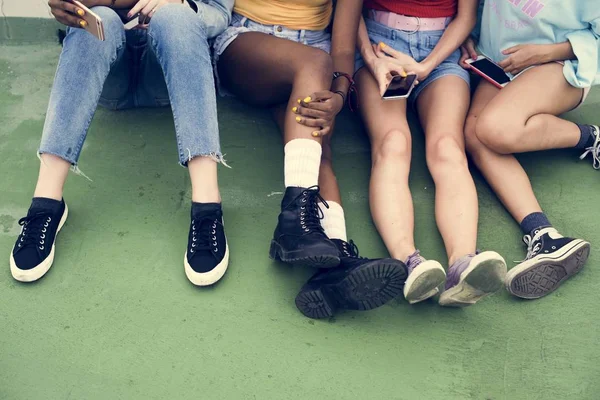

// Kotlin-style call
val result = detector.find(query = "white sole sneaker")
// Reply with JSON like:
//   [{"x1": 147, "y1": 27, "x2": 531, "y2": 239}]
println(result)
[
  {"x1": 10, "y1": 203, "x2": 69, "y2": 283},
  {"x1": 505, "y1": 239, "x2": 589, "y2": 299},
  {"x1": 184, "y1": 237, "x2": 229, "y2": 286},
  {"x1": 439, "y1": 251, "x2": 507, "y2": 307},
  {"x1": 403, "y1": 259, "x2": 446, "y2": 304}
]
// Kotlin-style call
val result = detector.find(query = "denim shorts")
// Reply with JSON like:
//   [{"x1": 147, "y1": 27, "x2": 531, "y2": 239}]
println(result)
[
  {"x1": 212, "y1": 13, "x2": 332, "y2": 95},
  {"x1": 355, "y1": 17, "x2": 470, "y2": 104}
]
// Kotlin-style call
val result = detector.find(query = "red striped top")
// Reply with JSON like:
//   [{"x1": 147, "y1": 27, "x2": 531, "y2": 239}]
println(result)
[{"x1": 364, "y1": 0, "x2": 457, "y2": 18}]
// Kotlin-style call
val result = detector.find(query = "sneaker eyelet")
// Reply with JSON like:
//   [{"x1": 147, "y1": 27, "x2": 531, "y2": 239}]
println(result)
[
  {"x1": 212, "y1": 236, "x2": 216, "y2": 240},
  {"x1": 41, "y1": 234, "x2": 45, "y2": 239},
  {"x1": 552, "y1": 246, "x2": 556, "y2": 249},
  {"x1": 42, "y1": 228, "x2": 47, "y2": 233},
  {"x1": 18, "y1": 244, "x2": 21, "y2": 248},
  {"x1": 192, "y1": 226, "x2": 195, "y2": 231},
  {"x1": 190, "y1": 249, "x2": 194, "y2": 254},
  {"x1": 214, "y1": 247, "x2": 218, "y2": 252},
  {"x1": 304, "y1": 228, "x2": 310, "y2": 232},
  {"x1": 212, "y1": 230, "x2": 215, "y2": 234},
  {"x1": 193, "y1": 237, "x2": 196, "y2": 242},
  {"x1": 192, "y1": 243, "x2": 196, "y2": 248},
  {"x1": 39, "y1": 246, "x2": 44, "y2": 250},
  {"x1": 44, "y1": 222, "x2": 49, "y2": 228},
  {"x1": 302, "y1": 199, "x2": 307, "y2": 203},
  {"x1": 301, "y1": 206, "x2": 305, "y2": 210},
  {"x1": 40, "y1": 240, "x2": 44, "y2": 245},
  {"x1": 48, "y1": 217, "x2": 52, "y2": 222}
]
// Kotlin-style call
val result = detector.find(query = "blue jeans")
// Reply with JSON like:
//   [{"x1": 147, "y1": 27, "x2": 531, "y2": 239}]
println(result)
[
  {"x1": 40, "y1": 4, "x2": 222, "y2": 166},
  {"x1": 355, "y1": 16, "x2": 470, "y2": 104}
]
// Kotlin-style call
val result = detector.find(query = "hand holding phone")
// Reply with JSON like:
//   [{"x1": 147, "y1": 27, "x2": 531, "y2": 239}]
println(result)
[
  {"x1": 466, "y1": 56, "x2": 511, "y2": 89},
  {"x1": 382, "y1": 74, "x2": 418, "y2": 100},
  {"x1": 70, "y1": 0, "x2": 105, "y2": 41}
]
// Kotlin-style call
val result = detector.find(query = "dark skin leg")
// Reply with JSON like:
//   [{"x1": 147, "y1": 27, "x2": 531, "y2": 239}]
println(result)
[{"x1": 221, "y1": 32, "x2": 341, "y2": 203}]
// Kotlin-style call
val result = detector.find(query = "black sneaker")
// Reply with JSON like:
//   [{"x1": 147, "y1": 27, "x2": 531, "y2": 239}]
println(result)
[
  {"x1": 269, "y1": 186, "x2": 340, "y2": 269},
  {"x1": 10, "y1": 199, "x2": 68, "y2": 282},
  {"x1": 184, "y1": 203, "x2": 229, "y2": 286},
  {"x1": 295, "y1": 239, "x2": 407, "y2": 319},
  {"x1": 506, "y1": 228, "x2": 590, "y2": 299},
  {"x1": 579, "y1": 125, "x2": 600, "y2": 169}
]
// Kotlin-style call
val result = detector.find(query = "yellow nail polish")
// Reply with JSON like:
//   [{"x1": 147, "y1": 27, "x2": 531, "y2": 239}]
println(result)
[
  {"x1": 312, "y1": 131, "x2": 319, "y2": 137},
  {"x1": 400, "y1": 71, "x2": 407, "y2": 78},
  {"x1": 77, "y1": 9, "x2": 85, "y2": 16},
  {"x1": 79, "y1": 20, "x2": 87, "y2": 28},
  {"x1": 303, "y1": 96, "x2": 312, "y2": 103},
  {"x1": 297, "y1": 99, "x2": 301, "y2": 104},
  {"x1": 292, "y1": 107, "x2": 297, "y2": 113},
  {"x1": 295, "y1": 116, "x2": 301, "y2": 122},
  {"x1": 379, "y1": 42, "x2": 386, "y2": 49}
]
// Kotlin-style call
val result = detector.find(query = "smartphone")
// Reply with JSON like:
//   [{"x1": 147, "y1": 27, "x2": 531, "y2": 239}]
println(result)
[
  {"x1": 71, "y1": 0, "x2": 105, "y2": 41},
  {"x1": 466, "y1": 55, "x2": 511, "y2": 89},
  {"x1": 124, "y1": 14, "x2": 140, "y2": 30},
  {"x1": 383, "y1": 74, "x2": 418, "y2": 100}
]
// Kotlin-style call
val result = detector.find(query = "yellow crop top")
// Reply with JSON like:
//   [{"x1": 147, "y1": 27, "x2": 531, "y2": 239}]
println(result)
[{"x1": 234, "y1": 0, "x2": 333, "y2": 31}]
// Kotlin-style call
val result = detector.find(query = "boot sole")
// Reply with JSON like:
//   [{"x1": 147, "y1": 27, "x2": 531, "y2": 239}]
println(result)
[
  {"x1": 269, "y1": 240, "x2": 340, "y2": 269},
  {"x1": 10, "y1": 203, "x2": 69, "y2": 283},
  {"x1": 506, "y1": 240, "x2": 589, "y2": 299},
  {"x1": 295, "y1": 259, "x2": 407, "y2": 319},
  {"x1": 439, "y1": 251, "x2": 507, "y2": 307}
]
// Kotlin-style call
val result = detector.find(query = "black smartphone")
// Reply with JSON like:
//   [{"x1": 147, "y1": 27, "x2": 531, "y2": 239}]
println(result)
[
  {"x1": 467, "y1": 56, "x2": 512, "y2": 89},
  {"x1": 383, "y1": 74, "x2": 418, "y2": 100}
]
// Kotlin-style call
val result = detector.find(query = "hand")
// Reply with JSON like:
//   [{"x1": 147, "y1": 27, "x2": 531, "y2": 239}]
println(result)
[
  {"x1": 293, "y1": 91, "x2": 344, "y2": 137},
  {"x1": 499, "y1": 44, "x2": 551, "y2": 75},
  {"x1": 128, "y1": 0, "x2": 181, "y2": 24},
  {"x1": 375, "y1": 43, "x2": 432, "y2": 80},
  {"x1": 460, "y1": 36, "x2": 478, "y2": 69},
  {"x1": 48, "y1": 0, "x2": 88, "y2": 28}
]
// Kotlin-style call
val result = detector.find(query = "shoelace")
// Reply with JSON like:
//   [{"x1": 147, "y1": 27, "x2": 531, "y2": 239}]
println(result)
[
  {"x1": 289, "y1": 186, "x2": 329, "y2": 234},
  {"x1": 579, "y1": 131, "x2": 600, "y2": 170},
  {"x1": 520, "y1": 234, "x2": 542, "y2": 262},
  {"x1": 405, "y1": 250, "x2": 425, "y2": 274},
  {"x1": 340, "y1": 240, "x2": 363, "y2": 259},
  {"x1": 190, "y1": 216, "x2": 221, "y2": 256},
  {"x1": 15, "y1": 212, "x2": 52, "y2": 256}
]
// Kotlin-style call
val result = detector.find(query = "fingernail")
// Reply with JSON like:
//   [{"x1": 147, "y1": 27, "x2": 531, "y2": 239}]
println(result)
[
  {"x1": 303, "y1": 96, "x2": 311, "y2": 103},
  {"x1": 292, "y1": 107, "x2": 297, "y2": 113},
  {"x1": 379, "y1": 42, "x2": 386, "y2": 48},
  {"x1": 79, "y1": 20, "x2": 87, "y2": 28},
  {"x1": 295, "y1": 116, "x2": 301, "y2": 122},
  {"x1": 297, "y1": 99, "x2": 301, "y2": 104},
  {"x1": 77, "y1": 9, "x2": 85, "y2": 16},
  {"x1": 400, "y1": 71, "x2": 407, "y2": 77},
  {"x1": 312, "y1": 132, "x2": 319, "y2": 137}
]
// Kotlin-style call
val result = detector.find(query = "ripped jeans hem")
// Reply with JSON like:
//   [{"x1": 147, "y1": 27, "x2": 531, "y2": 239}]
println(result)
[
  {"x1": 180, "y1": 151, "x2": 230, "y2": 168},
  {"x1": 37, "y1": 151, "x2": 92, "y2": 181}
]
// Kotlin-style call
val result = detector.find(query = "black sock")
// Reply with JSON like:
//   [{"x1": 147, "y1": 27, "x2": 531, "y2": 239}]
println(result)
[
  {"x1": 520, "y1": 212, "x2": 552, "y2": 237},
  {"x1": 191, "y1": 202, "x2": 222, "y2": 219},
  {"x1": 575, "y1": 124, "x2": 597, "y2": 149},
  {"x1": 30, "y1": 197, "x2": 62, "y2": 214}
]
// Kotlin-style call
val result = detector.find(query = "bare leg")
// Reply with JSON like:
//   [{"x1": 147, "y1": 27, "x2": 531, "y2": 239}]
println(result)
[
  {"x1": 188, "y1": 157, "x2": 221, "y2": 203},
  {"x1": 476, "y1": 63, "x2": 584, "y2": 154},
  {"x1": 465, "y1": 80, "x2": 542, "y2": 223},
  {"x1": 355, "y1": 68, "x2": 415, "y2": 261},
  {"x1": 416, "y1": 76, "x2": 476, "y2": 265},
  {"x1": 33, "y1": 154, "x2": 71, "y2": 201}
]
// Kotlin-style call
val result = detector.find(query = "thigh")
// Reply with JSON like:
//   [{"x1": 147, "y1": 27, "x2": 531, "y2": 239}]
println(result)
[
  {"x1": 136, "y1": 31, "x2": 170, "y2": 108},
  {"x1": 467, "y1": 79, "x2": 500, "y2": 120},
  {"x1": 98, "y1": 35, "x2": 134, "y2": 110},
  {"x1": 482, "y1": 63, "x2": 583, "y2": 123},
  {"x1": 355, "y1": 67, "x2": 411, "y2": 146},
  {"x1": 217, "y1": 32, "x2": 330, "y2": 107},
  {"x1": 417, "y1": 75, "x2": 470, "y2": 144}
]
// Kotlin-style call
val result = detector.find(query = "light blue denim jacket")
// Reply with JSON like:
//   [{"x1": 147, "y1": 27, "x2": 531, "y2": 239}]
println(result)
[{"x1": 187, "y1": 0, "x2": 234, "y2": 39}]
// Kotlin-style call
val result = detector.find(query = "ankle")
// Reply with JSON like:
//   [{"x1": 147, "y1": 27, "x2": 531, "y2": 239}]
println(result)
[
  {"x1": 391, "y1": 246, "x2": 417, "y2": 263},
  {"x1": 191, "y1": 190, "x2": 221, "y2": 203}
]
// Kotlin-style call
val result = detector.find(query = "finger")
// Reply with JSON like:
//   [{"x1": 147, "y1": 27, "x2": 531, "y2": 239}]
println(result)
[
  {"x1": 311, "y1": 126, "x2": 332, "y2": 138},
  {"x1": 301, "y1": 91, "x2": 333, "y2": 104},
  {"x1": 460, "y1": 47, "x2": 471, "y2": 68},
  {"x1": 142, "y1": 1, "x2": 159, "y2": 20},
  {"x1": 298, "y1": 100, "x2": 334, "y2": 112},
  {"x1": 498, "y1": 57, "x2": 511, "y2": 69},
  {"x1": 128, "y1": 0, "x2": 148, "y2": 18},
  {"x1": 510, "y1": 69, "x2": 521, "y2": 76},
  {"x1": 502, "y1": 45, "x2": 521, "y2": 55},
  {"x1": 294, "y1": 106, "x2": 328, "y2": 119},
  {"x1": 378, "y1": 42, "x2": 402, "y2": 59},
  {"x1": 467, "y1": 44, "x2": 478, "y2": 60},
  {"x1": 295, "y1": 116, "x2": 327, "y2": 127},
  {"x1": 53, "y1": 9, "x2": 85, "y2": 28},
  {"x1": 56, "y1": 1, "x2": 85, "y2": 17}
]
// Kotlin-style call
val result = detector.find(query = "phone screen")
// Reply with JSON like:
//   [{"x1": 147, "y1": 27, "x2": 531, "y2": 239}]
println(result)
[
  {"x1": 383, "y1": 74, "x2": 417, "y2": 98},
  {"x1": 470, "y1": 58, "x2": 511, "y2": 84}
]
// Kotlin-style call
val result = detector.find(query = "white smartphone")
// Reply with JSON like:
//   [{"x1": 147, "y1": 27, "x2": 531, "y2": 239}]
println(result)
[
  {"x1": 71, "y1": 0, "x2": 104, "y2": 41},
  {"x1": 382, "y1": 74, "x2": 418, "y2": 100},
  {"x1": 466, "y1": 55, "x2": 511, "y2": 89},
  {"x1": 124, "y1": 15, "x2": 140, "y2": 30}
]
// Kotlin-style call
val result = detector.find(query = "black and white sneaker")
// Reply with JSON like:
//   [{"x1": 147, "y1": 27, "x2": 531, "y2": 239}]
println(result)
[
  {"x1": 579, "y1": 125, "x2": 600, "y2": 169},
  {"x1": 269, "y1": 186, "x2": 340, "y2": 269},
  {"x1": 184, "y1": 203, "x2": 229, "y2": 286},
  {"x1": 506, "y1": 228, "x2": 590, "y2": 299},
  {"x1": 295, "y1": 239, "x2": 407, "y2": 319},
  {"x1": 10, "y1": 199, "x2": 68, "y2": 282}
]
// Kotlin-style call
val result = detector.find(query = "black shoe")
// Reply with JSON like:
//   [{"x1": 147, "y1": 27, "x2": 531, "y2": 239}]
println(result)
[
  {"x1": 506, "y1": 228, "x2": 590, "y2": 299},
  {"x1": 269, "y1": 186, "x2": 340, "y2": 269},
  {"x1": 295, "y1": 239, "x2": 408, "y2": 319},
  {"x1": 10, "y1": 199, "x2": 68, "y2": 282},
  {"x1": 184, "y1": 203, "x2": 229, "y2": 286}
]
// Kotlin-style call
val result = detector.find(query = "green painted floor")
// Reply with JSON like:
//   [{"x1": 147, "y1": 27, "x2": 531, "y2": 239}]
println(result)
[{"x1": 1, "y1": 42, "x2": 599, "y2": 400}]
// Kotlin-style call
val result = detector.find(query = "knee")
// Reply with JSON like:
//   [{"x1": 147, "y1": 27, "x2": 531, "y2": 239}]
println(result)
[
  {"x1": 149, "y1": 4, "x2": 207, "y2": 45},
  {"x1": 66, "y1": 7, "x2": 124, "y2": 52},
  {"x1": 295, "y1": 49, "x2": 333, "y2": 81},
  {"x1": 475, "y1": 109, "x2": 522, "y2": 154},
  {"x1": 372, "y1": 129, "x2": 411, "y2": 164},
  {"x1": 426, "y1": 135, "x2": 468, "y2": 171}
]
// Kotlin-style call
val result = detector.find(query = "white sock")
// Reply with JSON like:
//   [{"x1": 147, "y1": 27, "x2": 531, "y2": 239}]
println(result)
[
  {"x1": 321, "y1": 201, "x2": 347, "y2": 241},
  {"x1": 284, "y1": 139, "x2": 322, "y2": 188}
]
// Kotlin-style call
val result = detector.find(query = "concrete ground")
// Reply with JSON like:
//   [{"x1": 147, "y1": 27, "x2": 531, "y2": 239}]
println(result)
[{"x1": 1, "y1": 26, "x2": 599, "y2": 400}]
